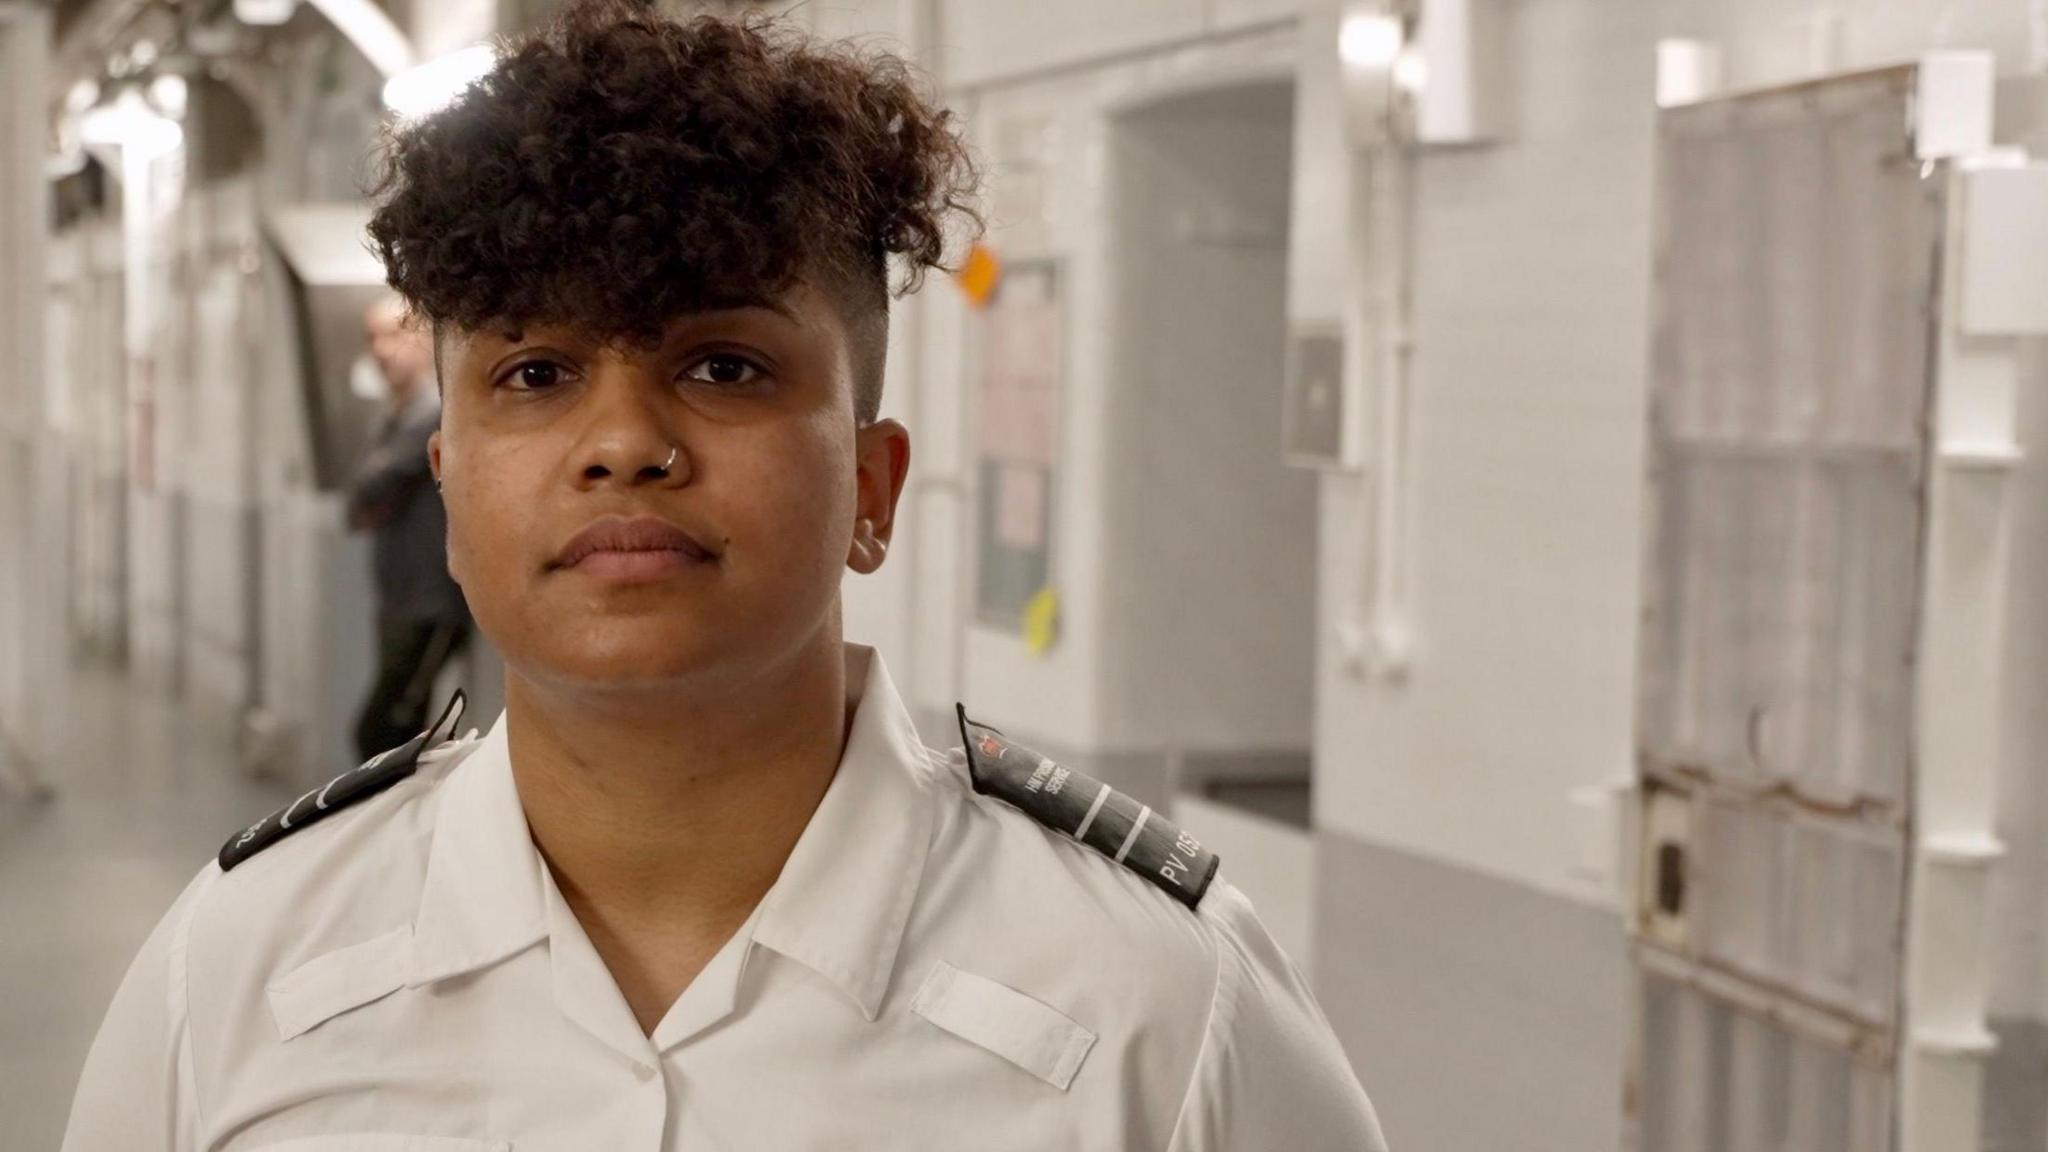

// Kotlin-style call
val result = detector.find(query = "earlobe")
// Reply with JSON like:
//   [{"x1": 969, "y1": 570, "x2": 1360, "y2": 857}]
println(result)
[
  {"x1": 847, "y1": 519, "x2": 889, "y2": 574},
  {"x1": 428, "y1": 430, "x2": 443, "y2": 486}
]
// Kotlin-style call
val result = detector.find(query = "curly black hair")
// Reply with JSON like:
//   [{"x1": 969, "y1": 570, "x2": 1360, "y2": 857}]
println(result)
[{"x1": 366, "y1": 0, "x2": 980, "y2": 422}]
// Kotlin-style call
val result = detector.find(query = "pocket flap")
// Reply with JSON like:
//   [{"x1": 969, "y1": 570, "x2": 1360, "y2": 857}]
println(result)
[
  {"x1": 911, "y1": 961, "x2": 1096, "y2": 1091},
  {"x1": 267, "y1": 928, "x2": 412, "y2": 1041}
]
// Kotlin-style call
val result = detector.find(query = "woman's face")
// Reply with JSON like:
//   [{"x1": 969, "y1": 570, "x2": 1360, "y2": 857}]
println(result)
[{"x1": 429, "y1": 281, "x2": 908, "y2": 696}]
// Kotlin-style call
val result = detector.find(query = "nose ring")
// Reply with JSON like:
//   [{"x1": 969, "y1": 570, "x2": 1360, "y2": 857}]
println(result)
[{"x1": 657, "y1": 446, "x2": 678, "y2": 475}]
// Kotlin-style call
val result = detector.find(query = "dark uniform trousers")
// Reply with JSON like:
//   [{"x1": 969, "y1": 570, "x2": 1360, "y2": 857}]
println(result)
[{"x1": 355, "y1": 615, "x2": 470, "y2": 761}]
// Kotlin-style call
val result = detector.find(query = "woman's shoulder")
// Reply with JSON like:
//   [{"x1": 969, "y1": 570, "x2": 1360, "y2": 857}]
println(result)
[
  {"x1": 912, "y1": 733, "x2": 1229, "y2": 998},
  {"x1": 184, "y1": 731, "x2": 483, "y2": 979}
]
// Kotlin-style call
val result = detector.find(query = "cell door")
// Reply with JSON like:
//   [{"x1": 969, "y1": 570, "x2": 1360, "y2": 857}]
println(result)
[{"x1": 1628, "y1": 66, "x2": 1946, "y2": 1152}]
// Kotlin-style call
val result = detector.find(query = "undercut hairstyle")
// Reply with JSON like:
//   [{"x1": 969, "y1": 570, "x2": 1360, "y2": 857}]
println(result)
[{"x1": 365, "y1": 0, "x2": 980, "y2": 423}]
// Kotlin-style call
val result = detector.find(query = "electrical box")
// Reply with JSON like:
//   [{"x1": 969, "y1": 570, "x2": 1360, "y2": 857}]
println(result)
[
  {"x1": 1409, "y1": 0, "x2": 1498, "y2": 145},
  {"x1": 1282, "y1": 327, "x2": 1350, "y2": 469}
]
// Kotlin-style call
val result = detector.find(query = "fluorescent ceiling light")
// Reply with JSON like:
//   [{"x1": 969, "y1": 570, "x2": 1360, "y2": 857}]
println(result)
[
  {"x1": 147, "y1": 73, "x2": 188, "y2": 119},
  {"x1": 80, "y1": 90, "x2": 183, "y2": 158},
  {"x1": 383, "y1": 44, "x2": 497, "y2": 120}
]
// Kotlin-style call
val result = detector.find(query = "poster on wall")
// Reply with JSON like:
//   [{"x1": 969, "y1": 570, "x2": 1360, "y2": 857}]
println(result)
[{"x1": 974, "y1": 260, "x2": 1062, "y2": 639}]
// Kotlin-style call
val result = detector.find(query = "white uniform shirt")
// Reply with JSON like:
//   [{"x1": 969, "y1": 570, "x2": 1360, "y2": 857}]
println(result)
[{"x1": 63, "y1": 648, "x2": 1386, "y2": 1151}]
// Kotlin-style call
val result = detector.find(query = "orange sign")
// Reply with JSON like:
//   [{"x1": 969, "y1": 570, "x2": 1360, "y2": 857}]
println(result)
[{"x1": 954, "y1": 242, "x2": 1002, "y2": 309}]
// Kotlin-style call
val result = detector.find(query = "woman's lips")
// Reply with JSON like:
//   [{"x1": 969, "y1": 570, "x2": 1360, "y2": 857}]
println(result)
[
  {"x1": 570, "y1": 549, "x2": 702, "y2": 582},
  {"x1": 552, "y1": 515, "x2": 717, "y2": 582}
]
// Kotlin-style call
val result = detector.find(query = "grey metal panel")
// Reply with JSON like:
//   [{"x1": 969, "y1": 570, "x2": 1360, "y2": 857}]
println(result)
[
  {"x1": 1313, "y1": 831, "x2": 1629, "y2": 1152},
  {"x1": 1983, "y1": 1018, "x2": 2048, "y2": 1152}
]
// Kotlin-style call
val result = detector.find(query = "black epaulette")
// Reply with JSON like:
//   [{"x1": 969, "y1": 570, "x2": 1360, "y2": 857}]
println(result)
[
  {"x1": 219, "y1": 693, "x2": 469, "y2": 873},
  {"x1": 957, "y1": 706, "x2": 1220, "y2": 911}
]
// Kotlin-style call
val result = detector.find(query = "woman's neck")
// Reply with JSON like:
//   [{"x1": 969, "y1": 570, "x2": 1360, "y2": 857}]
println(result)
[{"x1": 503, "y1": 637, "x2": 853, "y2": 1029}]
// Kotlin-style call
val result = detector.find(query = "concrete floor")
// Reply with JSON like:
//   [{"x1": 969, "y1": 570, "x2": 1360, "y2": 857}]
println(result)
[{"x1": 0, "y1": 662, "x2": 295, "y2": 1152}]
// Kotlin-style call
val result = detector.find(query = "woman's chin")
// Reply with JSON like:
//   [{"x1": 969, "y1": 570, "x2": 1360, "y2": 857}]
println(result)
[{"x1": 510, "y1": 630, "x2": 734, "y2": 693}]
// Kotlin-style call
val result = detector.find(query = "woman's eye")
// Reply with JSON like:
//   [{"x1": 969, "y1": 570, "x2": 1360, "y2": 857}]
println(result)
[
  {"x1": 511, "y1": 361, "x2": 565, "y2": 391},
  {"x1": 683, "y1": 354, "x2": 764, "y2": 388}
]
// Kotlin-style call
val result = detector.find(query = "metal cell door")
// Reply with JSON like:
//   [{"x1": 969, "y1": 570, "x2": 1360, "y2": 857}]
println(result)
[{"x1": 1628, "y1": 65, "x2": 1947, "y2": 1152}]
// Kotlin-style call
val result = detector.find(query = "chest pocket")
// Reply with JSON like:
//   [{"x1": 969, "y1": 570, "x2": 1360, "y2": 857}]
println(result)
[
  {"x1": 910, "y1": 961, "x2": 1097, "y2": 1091},
  {"x1": 244, "y1": 1131, "x2": 512, "y2": 1139}
]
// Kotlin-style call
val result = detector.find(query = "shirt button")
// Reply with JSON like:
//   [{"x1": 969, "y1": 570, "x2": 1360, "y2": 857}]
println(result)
[{"x1": 634, "y1": 1062, "x2": 658, "y2": 1082}]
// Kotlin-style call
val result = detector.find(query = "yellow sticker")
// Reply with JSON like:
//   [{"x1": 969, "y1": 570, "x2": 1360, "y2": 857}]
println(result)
[
  {"x1": 1023, "y1": 586, "x2": 1059, "y2": 656},
  {"x1": 954, "y1": 242, "x2": 1002, "y2": 309}
]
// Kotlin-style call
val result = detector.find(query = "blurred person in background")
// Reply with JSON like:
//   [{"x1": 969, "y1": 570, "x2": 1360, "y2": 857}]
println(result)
[{"x1": 347, "y1": 296, "x2": 471, "y2": 760}]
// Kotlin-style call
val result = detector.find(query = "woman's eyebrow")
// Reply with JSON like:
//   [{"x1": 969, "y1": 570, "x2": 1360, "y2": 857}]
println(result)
[{"x1": 691, "y1": 294, "x2": 797, "y2": 322}]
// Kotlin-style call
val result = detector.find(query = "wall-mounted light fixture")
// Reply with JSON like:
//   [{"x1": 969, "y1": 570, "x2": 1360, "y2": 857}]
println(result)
[
  {"x1": 1339, "y1": 9, "x2": 1404, "y2": 72},
  {"x1": 1338, "y1": 5, "x2": 1402, "y2": 149}
]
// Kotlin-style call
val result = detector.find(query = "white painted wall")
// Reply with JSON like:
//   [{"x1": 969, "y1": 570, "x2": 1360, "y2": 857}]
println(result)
[
  {"x1": 1311, "y1": 0, "x2": 1661, "y2": 909},
  {"x1": 941, "y1": 0, "x2": 1209, "y2": 89}
]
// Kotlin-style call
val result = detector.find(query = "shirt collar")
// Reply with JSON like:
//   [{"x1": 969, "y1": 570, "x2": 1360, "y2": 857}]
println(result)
[
  {"x1": 408, "y1": 717, "x2": 550, "y2": 987},
  {"x1": 750, "y1": 645, "x2": 937, "y2": 1022},
  {"x1": 405, "y1": 646, "x2": 938, "y2": 1021}
]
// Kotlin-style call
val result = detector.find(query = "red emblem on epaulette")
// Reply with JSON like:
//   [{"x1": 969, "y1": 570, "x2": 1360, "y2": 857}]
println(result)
[{"x1": 978, "y1": 734, "x2": 1005, "y2": 758}]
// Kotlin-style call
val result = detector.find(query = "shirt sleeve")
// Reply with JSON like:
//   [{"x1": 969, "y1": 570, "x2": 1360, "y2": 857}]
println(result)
[
  {"x1": 1166, "y1": 881, "x2": 1388, "y2": 1152},
  {"x1": 60, "y1": 863, "x2": 218, "y2": 1152}
]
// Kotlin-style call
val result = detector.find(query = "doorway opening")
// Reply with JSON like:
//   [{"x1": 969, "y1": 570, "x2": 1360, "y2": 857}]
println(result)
[{"x1": 1100, "y1": 77, "x2": 1316, "y2": 949}]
